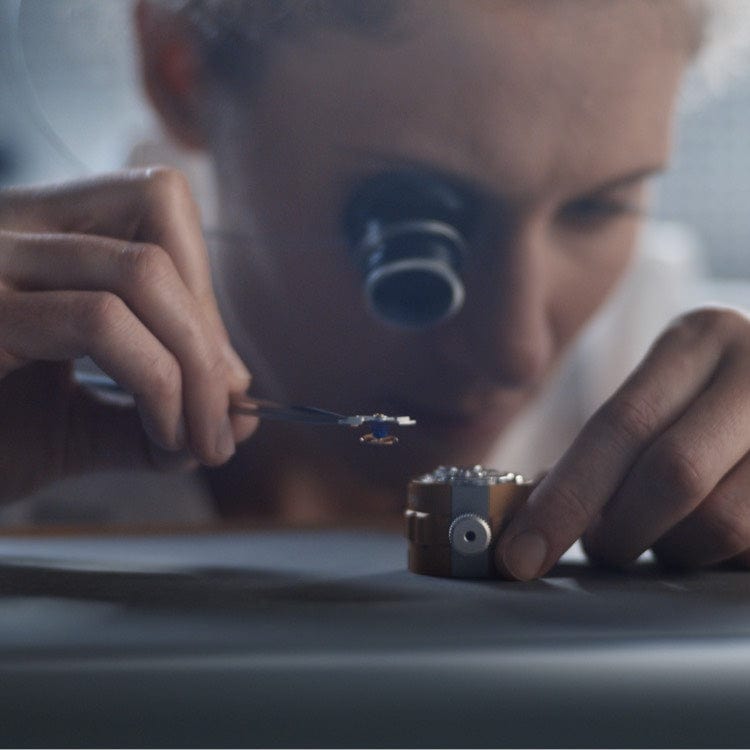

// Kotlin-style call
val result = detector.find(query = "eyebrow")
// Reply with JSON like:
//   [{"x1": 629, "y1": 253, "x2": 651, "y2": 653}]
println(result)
[
  {"x1": 584, "y1": 166, "x2": 667, "y2": 195},
  {"x1": 345, "y1": 148, "x2": 488, "y2": 192},
  {"x1": 345, "y1": 147, "x2": 666, "y2": 200}
]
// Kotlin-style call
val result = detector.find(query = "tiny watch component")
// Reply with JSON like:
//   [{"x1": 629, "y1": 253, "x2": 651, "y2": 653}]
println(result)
[
  {"x1": 359, "y1": 413, "x2": 412, "y2": 445},
  {"x1": 405, "y1": 465, "x2": 535, "y2": 578}
]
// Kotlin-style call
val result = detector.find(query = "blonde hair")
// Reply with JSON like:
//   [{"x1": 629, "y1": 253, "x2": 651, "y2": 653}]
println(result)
[{"x1": 169, "y1": 0, "x2": 750, "y2": 97}]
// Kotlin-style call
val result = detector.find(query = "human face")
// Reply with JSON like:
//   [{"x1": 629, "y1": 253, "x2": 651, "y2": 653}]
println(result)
[{"x1": 204, "y1": 0, "x2": 690, "y2": 477}]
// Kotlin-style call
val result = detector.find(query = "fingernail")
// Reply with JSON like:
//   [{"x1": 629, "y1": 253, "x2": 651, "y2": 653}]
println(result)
[
  {"x1": 215, "y1": 414, "x2": 236, "y2": 459},
  {"x1": 502, "y1": 531, "x2": 548, "y2": 581},
  {"x1": 234, "y1": 413, "x2": 260, "y2": 443},
  {"x1": 224, "y1": 343, "x2": 251, "y2": 386}
]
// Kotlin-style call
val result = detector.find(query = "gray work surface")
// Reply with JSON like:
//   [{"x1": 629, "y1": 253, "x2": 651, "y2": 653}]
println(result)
[{"x1": 0, "y1": 530, "x2": 749, "y2": 748}]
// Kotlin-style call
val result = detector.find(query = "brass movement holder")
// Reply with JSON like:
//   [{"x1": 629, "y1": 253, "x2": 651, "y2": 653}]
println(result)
[{"x1": 405, "y1": 466, "x2": 535, "y2": 578}]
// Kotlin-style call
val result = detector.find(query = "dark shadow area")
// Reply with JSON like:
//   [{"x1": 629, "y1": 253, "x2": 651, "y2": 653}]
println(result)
[
  {"x1": 2, "y1": 551, "x2": 749, "y2": 611},
  {"x1": 0, "y1": 558, "x2": 423, "y2": 611}
]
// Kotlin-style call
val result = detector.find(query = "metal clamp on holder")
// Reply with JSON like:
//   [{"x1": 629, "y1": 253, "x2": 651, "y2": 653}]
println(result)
[{"x1": 405, "y1": 465, "x2": 535, "y2": 578}]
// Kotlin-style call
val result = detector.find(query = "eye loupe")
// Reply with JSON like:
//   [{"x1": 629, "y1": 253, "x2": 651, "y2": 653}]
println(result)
[{"x1": 344, "y1": 171, "x2": 475, "y2": 329}]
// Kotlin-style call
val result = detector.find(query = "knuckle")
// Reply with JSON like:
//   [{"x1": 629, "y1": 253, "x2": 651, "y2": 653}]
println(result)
[
  {"x1": 142, "y1": 166, "x2": 192, "y2": 206},
  {"x1": 181, "y1": 303, "x2": 212, "y2": 348},
  {"x1": 645, "y1": 439, "x2": 706, "y2": 504},
  {"x1": 119, "y1": 242, "x2": 174, "y2": 289},
  {"x1": 172, "y1": 320, "x2": 225, "y2": 383},
  {"x1": 79, "y1": 291, "x2": 129, "y2": 338},
  {"x1": 677, "y1": 306, "x2": 747, "y2": 341},
  {"x1": 145, "y1": 352, "x2": 182, "y2": 403},
  {"x1": 202, "y1": 345, "x2": 229, "y2": 382},
  {"x1": 551, "y1": 480, "x2": 592, "y2": 530},
  {"x1": 600, "y1": 394, "x2": 659, "y2": 446}
]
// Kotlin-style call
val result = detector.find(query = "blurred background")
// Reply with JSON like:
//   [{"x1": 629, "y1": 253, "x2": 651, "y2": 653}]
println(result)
[{"x1": 1, "y1": 0, "x2": 749, "y2": 280}]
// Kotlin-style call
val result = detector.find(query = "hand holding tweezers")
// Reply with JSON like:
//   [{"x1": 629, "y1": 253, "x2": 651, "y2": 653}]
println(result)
[{"x1": 74, "y1": 370, "x2": 416, "y2": 430}]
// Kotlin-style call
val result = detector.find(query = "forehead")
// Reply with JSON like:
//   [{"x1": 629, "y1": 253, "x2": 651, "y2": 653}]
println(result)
[{"x1": 242, "y1": 0, "x2": 690, "y2": 197}]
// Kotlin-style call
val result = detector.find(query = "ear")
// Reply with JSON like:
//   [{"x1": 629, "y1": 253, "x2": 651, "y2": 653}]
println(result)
[{"x1": 134, "y1": 0, "x2": 207, "y2": 150}]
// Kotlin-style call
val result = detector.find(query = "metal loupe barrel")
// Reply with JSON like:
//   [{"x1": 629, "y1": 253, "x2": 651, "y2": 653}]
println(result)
[
  {"x1": 355, "y1": 218, "x2": 466, "y2": 327},
  {"x1": 344, "y1": 172, "x2": 474, "y2": 329}
]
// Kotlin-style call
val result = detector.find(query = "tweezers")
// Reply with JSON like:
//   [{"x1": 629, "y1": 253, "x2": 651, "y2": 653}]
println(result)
[
  {"x1": 75, "y1": 371, "x2": 416, "y2": 429},
  {"x1": 230, "y1": 396, "x2": 381, "y2": 427}
]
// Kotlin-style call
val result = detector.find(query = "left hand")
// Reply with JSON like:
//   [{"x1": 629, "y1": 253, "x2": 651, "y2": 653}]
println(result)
[{"x1": 495, "y1": 306, "x2": 750, "y2": 580}]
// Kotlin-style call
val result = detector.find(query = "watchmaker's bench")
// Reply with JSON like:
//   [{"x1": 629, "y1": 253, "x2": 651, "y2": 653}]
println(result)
[{"x1": 1, "y1": 530, "x2": 749, "y2": 747}]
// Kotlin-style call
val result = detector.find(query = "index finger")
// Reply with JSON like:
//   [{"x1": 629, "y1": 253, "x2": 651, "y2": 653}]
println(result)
[
  {"x1": 1, "y1": 168, "x2": 250, "y2": 383},
  {"x1": 494, "y1": 313, "x2": 724, "y2": 580},
  {"x1": 2, "y1": 168, "x2": 208, "y2": 295}
]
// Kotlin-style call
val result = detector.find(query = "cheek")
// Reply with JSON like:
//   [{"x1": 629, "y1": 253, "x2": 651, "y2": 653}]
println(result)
[
  {"x1": 212, "y1": 144, "x2": 412, "y2": 404},
  {"x1": 215, "y1": 123, "x2": 360, "y2": 316},
  {"x1": 251, "y1": 179, "x2": 376, "y2": 357},
  {"x1": 549, "y1": 221, "x2": 640, "y2": 347}
]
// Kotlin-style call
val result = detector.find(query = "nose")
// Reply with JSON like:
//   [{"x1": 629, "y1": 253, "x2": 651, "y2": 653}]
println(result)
[{"x1": 436, "y1": 219, "x2": 554, "y2": 388}]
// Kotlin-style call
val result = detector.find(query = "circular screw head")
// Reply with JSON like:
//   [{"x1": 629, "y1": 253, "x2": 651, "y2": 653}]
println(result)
[{"x1": 448, "y1": 514, "x2": 492, "y2": 555}]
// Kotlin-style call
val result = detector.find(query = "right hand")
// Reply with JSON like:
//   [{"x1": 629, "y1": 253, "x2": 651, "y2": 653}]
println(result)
[{"x1": 0, "y1": 167, "x2": 259, "y2": 504}]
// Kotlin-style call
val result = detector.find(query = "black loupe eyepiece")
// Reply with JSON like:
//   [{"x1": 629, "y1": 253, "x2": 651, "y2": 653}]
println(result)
[{"x1": 344, "y1": 172, "x2": 474, "y2": 329}]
